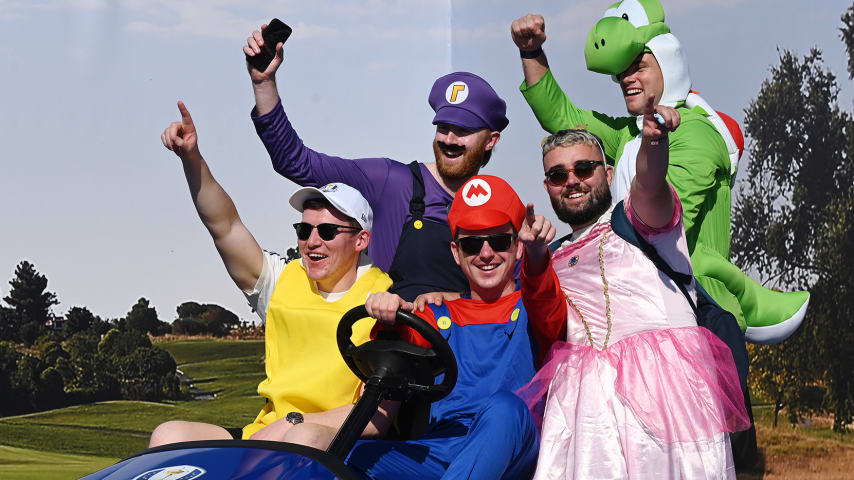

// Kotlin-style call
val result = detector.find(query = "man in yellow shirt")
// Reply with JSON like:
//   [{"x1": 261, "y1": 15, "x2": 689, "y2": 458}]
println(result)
[{"x1": 149, "y1": 102, "x2": 394, "y2": 450}]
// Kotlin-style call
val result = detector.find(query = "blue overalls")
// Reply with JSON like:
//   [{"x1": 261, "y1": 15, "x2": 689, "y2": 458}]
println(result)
[{"x1": 347, "y1": 293, "x2": 540, "y2": 479}]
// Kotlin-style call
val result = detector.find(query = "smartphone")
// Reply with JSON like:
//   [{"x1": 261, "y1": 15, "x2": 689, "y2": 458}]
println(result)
[{"x1": 246, "y1": 18, "x2": 292, "y2": 72}]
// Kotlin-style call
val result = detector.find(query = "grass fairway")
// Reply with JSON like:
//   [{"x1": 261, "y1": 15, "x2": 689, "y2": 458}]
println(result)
[
  {"x1": 0, "y1": 445, "x2": 118, "y2": 480},
  {"x1": 4, "y1": 338, "x2": 852, "y2": 479},
  {"x1": 0, "y1": 339, "x2": 265, "y2": 478}
]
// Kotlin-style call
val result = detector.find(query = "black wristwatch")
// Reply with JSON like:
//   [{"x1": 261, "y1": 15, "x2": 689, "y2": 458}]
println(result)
[{"x1": 285, "y1": 411, "x2": 304, "y2": 425}]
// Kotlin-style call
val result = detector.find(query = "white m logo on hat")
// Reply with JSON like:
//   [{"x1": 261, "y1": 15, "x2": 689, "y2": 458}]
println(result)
[{"x1": 462, "y1": 179, "x2": 491, "y2": 206}]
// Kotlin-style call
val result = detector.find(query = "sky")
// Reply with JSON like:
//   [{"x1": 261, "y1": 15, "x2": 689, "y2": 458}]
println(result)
[{"x1": 1, "y1": 0, "x2": 852, "y2": 324}]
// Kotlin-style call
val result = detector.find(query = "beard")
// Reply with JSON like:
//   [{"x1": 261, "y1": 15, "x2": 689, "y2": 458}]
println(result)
[
  {"x1": 550, "y1": 179, "x2": 612, "y2": 228},
  {"x1": 433, "y1": 137, "x2": 488, "y2": 181}
]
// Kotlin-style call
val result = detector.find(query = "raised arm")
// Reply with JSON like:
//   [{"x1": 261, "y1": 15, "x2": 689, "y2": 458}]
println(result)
[
  {"x1": 244, "y1": 24, "x2": 284, "y2": 117},
  {"x1": 161, "y1": 102, "x2": 263, "y2": 292},
  {"x1": 512, "y1": 14, "x2": 633, "y2": 162},
  {"x1": 511, "y1": 14, "x2": 549, "y2": 88},
  {"x1": 519, "y1": 203, "x2": 566, "y2": 359},
  {"x1": 629, "y1": 96, "x2": 680, "y2": 228}
]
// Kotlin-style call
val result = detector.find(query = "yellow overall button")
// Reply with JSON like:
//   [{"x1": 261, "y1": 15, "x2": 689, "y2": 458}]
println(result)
[
  {"x1": 510, "y1": 308, "x2": 520, "y2": 322},
  {"x1": 413, "y1": 220, "x2": 423, "y2": 230},
  {"x1": 437, "y1": 316, "x2": 452, "y2": 330}
]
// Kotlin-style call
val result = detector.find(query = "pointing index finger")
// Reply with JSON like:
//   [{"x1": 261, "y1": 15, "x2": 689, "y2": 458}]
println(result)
[
  {"x1": 176, "y1": 101, "x2": 195, "y2": 131},
  {"x1": 644, "y1": 94, "x2": 656, "y2": 117},
  {"x1": 526, "y1": 203, "x2": 536, "y2": 225}
]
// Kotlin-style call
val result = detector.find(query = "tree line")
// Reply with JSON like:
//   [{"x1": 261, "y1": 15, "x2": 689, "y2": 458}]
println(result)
[
  {"x1": 0, "y1": 260, "x2": 250, "y2": 416},
  {"x1": 733, "y1": 2, "x2": 854, "y2": 434}
]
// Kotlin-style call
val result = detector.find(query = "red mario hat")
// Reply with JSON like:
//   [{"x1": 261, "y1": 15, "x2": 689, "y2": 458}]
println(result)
[{"x1": 448, "y1": 175, "x2": 526, "y2": 238}]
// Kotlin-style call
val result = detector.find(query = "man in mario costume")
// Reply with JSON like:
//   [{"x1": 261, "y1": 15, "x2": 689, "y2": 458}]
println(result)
[{"x1": 345, "y1": 175, "x2": 562, "y2": 479}]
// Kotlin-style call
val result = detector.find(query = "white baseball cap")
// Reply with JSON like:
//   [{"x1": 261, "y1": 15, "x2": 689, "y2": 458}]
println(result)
[{"x1": 288, "y1": 182, "x2": 373, "y2": 232}]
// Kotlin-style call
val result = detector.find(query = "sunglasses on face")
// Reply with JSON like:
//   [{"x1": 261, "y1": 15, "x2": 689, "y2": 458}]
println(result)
[
  {"x1": 456, "y1": 233, "x2": 517, "y2": 256},
  {"x1": 544, "y1": 160, "x2": 603, "y2": 185},
  {"x1": 293, "y1": 222, "x2": 361, "y2": 241}
]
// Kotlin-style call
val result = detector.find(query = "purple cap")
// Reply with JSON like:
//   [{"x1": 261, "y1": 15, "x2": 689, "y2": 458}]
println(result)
[{"x1": 429, "y1": 72, "x2": 509, "y2": 132}]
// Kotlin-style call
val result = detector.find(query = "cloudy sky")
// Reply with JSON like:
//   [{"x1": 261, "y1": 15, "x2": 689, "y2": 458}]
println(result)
[{"x1": 1, "y1": 0, "x2": 851, "y2": 323}]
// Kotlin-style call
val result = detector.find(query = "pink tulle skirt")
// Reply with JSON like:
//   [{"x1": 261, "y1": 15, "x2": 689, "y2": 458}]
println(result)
[{"x1": 518, "y1": 326, "x2": 751, "y2": 479}]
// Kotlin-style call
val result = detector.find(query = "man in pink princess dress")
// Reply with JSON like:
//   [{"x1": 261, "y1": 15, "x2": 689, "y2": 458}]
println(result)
[{"x1": 518, "y1": 98, "x2": 750, "y2": 479}]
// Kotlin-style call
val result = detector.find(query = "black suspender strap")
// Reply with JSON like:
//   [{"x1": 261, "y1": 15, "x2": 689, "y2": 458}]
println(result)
[
  {"x1": 406, "y1": 161, "x2": 426, "y2": 218},
  {"x1": 610, "y1": 201, "x2": 699, "y2": 316}
]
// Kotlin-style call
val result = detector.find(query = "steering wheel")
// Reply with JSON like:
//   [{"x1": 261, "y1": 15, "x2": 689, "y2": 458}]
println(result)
[{"x1": 337, "y1": 305, "x2": 457, "y2": 402}]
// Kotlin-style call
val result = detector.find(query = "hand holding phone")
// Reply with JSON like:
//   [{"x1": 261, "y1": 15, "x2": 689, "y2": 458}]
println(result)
[{"x1": 246, "y1": 19, "x2": 292, "y2": 72}]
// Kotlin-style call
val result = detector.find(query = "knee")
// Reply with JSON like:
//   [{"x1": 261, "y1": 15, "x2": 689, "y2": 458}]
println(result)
[
  {"x1": 471, "y1": 392, "x2": 533, "y2": 435},
  {"x1": 481, "y1": 391, "x2": 529, "y2": 419},
  {"x1": 149, "y1": 420, "x2": 192, "y2": 448}
]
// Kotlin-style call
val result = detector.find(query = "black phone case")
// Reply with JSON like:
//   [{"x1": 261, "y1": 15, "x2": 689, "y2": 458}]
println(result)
[{"x1": 246, "y1": 19, "x2": 292, "y2": 72}]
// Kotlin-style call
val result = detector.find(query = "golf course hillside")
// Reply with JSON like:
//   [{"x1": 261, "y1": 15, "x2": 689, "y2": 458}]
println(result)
[{"x1": 0, "y1": 339, "x2": 265, "y2": 479}]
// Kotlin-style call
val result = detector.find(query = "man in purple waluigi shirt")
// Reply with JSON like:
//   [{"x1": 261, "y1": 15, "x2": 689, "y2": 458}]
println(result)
[{"x1": 244, "y1": 24, "x2": 509, "y2": 301}]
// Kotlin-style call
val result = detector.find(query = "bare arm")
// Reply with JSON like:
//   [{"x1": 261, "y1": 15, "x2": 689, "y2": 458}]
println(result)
[
  {"x1": 249, "y1": 398, "x2": 399, "y2": 446},
  {"x1": 511, "y1": 14, "x2": 550, "y2": 87},
  {"x1": 244, "y1": 24, "x2": 284, "y2": 117},
  {"x1": 630, "y1": 96, "x2": 680, "y2": 228},
  {"x1": 161, "y1": 102, "x2": 263, "y2": 291}
]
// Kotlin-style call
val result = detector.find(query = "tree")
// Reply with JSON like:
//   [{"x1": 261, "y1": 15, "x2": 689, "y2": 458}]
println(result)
[
  {"x1": 174, "y1": 301, "x2": 240, "y2": 337},
  {"x1": 125, "y1": 298, "x2": 169, "y2": 335},
  {"x1": 747, "y1": 329, "x2": 822, "y2": 427},
  {"x1": 0, "y1": 306, "x2": 14, "y2": 342},
  {"x1": 176, "y1": 301, "x2": 206, "y2": 319},
  {"x1": 733, "y1": 4, "x2": 854, "y2": 434},
  {"x1": 117, "y1": 347, "x2": 181, "y2": 401},
  {"x1": 63, "y1": 306, "x2": 99, "y2": 338},
  {"x1": 2, "y1": 261, "x2": 58, "y2": 344},
  {"x1": 0, "y1": 341, "x2": 24, "y2": 415},
  {"x1": 200, "y1": 305, "x2": 239, "y2": 337},
  {"x1": 98, "y1": 328, "x2": 152, "y2": 358}
]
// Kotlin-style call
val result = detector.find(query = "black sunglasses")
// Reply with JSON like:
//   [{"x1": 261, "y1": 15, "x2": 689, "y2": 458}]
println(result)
[
  {"x1": 544, "y1": 160, "x2": 603, "y2": 185},
  {"x1": 293, "y1": 222, "x2": 361, "y2": 241},
  {"x1": 456, "y1": 233, "x2": 517, "y2": 255}
]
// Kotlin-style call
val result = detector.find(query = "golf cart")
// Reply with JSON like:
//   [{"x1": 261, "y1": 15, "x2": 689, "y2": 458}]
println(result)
[{"x1": 80, "y1": 305, "x2": 458, "y2": 480}]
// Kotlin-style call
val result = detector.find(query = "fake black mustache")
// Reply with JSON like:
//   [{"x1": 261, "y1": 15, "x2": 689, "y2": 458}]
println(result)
[{"x1": 437, "y1": 141, "x2": 466, "y2": 154}]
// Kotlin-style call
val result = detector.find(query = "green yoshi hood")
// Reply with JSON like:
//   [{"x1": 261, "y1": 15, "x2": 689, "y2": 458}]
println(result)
[{"x1": 585, "y1": 0, "x2": 691, "y2": 107}]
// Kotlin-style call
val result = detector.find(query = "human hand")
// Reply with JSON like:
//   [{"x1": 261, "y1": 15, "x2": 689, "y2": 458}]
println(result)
[
  {"x1": 642, "y1": 95, "x2": 680, "y2": 141},
  {"x1": 365, "y1": 292, "x2": 412, "y2": 325},
  {"x1": 244, "y1": 24, "x2": 284, "y2": 84},
  {"x1": 412, "y1": 292, "x2": 461, "y2": 312},
  {"x1": 511, "y1": 14, "x2": 546, "y2": 52},
  {"x1": 519, "y1": 203, "x2": 555, "y2": 251},
  {"x1": 161, "y1": 101, "x2": 199, "y2": 160}
]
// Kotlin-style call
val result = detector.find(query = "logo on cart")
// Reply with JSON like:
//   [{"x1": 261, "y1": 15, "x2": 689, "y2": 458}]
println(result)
[
  {"x1": 462, "y1": 179, "x2": 491, "y2": 207},
  {"x1": 132, "y1": 465, "x2": 206, "y2": 480}
]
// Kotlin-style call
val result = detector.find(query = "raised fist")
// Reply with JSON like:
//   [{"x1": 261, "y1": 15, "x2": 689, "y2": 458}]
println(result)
[{"x1": 511, "y1": 14, "x2": 546, "y2": 52}]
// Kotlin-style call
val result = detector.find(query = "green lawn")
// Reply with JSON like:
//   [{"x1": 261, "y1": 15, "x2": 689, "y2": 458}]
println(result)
[
  {"x1": 4, "y1": 339, "x2": 851, "y2": 479},
  {"x1": 0, "y1": 339, "x2": 265, "y2": 478},
  {"x1": 0, "y1": 445, "x2": 117, "y2": 480}
]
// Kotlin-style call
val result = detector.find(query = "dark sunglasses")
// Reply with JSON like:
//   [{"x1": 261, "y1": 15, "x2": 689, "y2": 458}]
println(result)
[
  {"x1": 544, "y1": 160, "x2": 603, "y2": 185},
  {"x1": 293, "y1": 222, "x2": 361, "y2": 241},
  {"x1": 456, "y1": 233, "x2": 517, "y2": 255}
]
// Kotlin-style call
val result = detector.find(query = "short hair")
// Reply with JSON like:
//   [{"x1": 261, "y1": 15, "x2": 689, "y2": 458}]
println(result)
[
  {"x1": 302, "y1": 198, "x2": 361, "y2": 229},
  {"x1": 541, "y1": 129, "x2": 607, "y2": 164}
]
